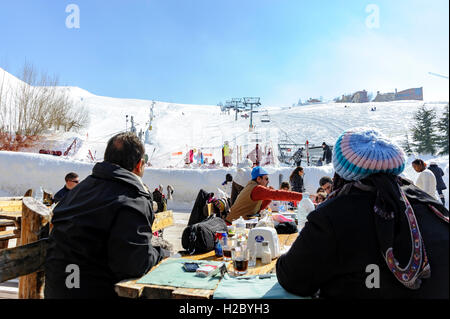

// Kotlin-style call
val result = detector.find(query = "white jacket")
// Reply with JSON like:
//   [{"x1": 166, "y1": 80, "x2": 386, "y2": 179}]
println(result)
[{"x1": 415, "y1": 169, "x2": 438, "y2": 200}]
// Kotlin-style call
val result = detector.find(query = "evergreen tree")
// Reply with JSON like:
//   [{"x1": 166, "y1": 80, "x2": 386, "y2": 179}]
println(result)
[
  {"x1": 402, "y1": 132, "x2": 413, "y2": 155},
  {"x1": 411, "y1": 105, "x2": 439, "y2": 155},
  {"x1": 436, "y1": 103, "x2": 449, "y2": 155}
]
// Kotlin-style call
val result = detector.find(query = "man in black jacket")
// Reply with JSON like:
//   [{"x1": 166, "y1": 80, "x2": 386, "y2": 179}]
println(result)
[
  {"x1": 44, "y1": 132, "x2": 170, "y2": 298},
  {"x1": 277, "y1": 128, "x2": 449, "y2": 299},
  {"x1": 428, "y1": 161, "x2": 447, "y2": 205},
  {"x1": 322, "y1": 142, "x2": 332, "y2": 164},
  {"x1": 53, "y1": 172, "x2": 79, "y2": 203}
]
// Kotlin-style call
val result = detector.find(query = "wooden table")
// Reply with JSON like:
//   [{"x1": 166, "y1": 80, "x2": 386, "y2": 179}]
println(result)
[{"x1": 115, "y1": 233, "x2": 298, "y2": 299}]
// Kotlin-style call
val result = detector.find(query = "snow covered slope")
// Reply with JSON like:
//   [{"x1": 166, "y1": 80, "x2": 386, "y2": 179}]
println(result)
[{"x1": 0, "y1": 67, "x2": 448, "y2": 209}]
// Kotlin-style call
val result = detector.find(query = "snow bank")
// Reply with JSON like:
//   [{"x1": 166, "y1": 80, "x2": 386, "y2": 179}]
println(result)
[
  {"x1": 0, "y1": 151, "x2": 447, "y2": 210},
  {"x1": 0, "y1": 151, "x2": 333, "y2": 209}
]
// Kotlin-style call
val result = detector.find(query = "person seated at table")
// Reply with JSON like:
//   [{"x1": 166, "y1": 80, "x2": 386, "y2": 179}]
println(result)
[
  {"x1": 314, "y1": 191, "x2": 327, "y2": 207},
  {"x1": 225, "y1": 167, "x2": 311, "y2": 223},
  {"x1": 319, "y1": 176, "x2": 333, "y2": 195},
  {"x1": 270, "y1": 182, "x2": 294, "y2": 211},
  {"x1": 45, "y1": 132, "x2": 170, "y2": 299},
  {"x1": 276, "y1": 127, "x2": 449, "y2": 299},
  {"x1": 53, "y1": 172, "x2": 79, "y2": 203}
]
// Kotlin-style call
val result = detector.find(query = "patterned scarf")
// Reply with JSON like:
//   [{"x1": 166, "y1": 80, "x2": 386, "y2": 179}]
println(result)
[{"x1": 329, "y1": 173, "x2": 449, "y2": 290}]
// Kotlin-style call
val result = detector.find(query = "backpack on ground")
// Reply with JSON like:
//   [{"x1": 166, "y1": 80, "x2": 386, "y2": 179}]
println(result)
[{"x1": 181, "y1": 215, "x2": 228, "y2": 254}]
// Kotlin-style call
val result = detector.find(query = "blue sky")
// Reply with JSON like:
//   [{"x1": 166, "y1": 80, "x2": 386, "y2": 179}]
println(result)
[{"x1": 0, "y1": 0, "x2": 448, "y2": 106}]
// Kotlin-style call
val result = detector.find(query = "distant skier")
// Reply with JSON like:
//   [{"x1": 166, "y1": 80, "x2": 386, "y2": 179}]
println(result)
[
  {"x1": 291, "y1": 147, "x2": 304, "y2": 167},
  {"x1": 322, "y1": 142, "x2": 332, "y2": 165}
]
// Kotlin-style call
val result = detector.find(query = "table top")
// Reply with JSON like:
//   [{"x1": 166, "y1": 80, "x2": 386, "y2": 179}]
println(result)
[{"x1": 114, "y1": 232, "x2": 298, "y2": 299}]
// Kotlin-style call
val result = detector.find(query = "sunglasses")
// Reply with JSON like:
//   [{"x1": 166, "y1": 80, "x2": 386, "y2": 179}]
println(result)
[{"x1": 70, "y1": 180, "x2": 79, "y2": 184}]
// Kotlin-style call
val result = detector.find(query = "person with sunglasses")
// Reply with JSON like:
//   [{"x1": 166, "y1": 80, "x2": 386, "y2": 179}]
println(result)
[
  {"x1": 225, "y1": 166, "x2": 312, "y2": 224},
  {"x1": 53, "y1": 172, "x2": 79, "y2": 203}
]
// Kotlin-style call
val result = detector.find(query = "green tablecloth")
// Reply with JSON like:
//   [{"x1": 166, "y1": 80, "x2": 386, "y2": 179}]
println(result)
[
  {"x1": 136, "y1": 258, "x2": 224, "y2": 290},
  {"x1": 213, "y1": 274, "x2": 309, "y2": 299}
]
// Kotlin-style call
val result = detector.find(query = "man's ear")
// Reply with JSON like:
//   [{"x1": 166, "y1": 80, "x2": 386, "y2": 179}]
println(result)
[{"x1": 133, "y1": 159, "x2": 145, "y2": 175}]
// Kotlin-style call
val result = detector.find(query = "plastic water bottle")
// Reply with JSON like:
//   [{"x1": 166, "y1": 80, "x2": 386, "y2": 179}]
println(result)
[
  {"x1": 234, "y1": 216, "x2": 246, "y2": 238},
  {"x1": 296, "y1": 192, "x2": 315, "y2": 228}
]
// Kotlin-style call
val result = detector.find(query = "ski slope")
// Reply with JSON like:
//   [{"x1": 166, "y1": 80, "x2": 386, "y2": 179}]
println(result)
[{"x1": 0, "y1": 67, "x2": 448, "y2": 209}]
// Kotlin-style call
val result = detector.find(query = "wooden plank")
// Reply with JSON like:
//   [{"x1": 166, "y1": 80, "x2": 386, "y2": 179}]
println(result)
[
  {"x1": 0, "y1": 220, "x2": 15, "y2": 228},
  {"x1": 152, "y1": 210, "x2": 174, "y2": 232},
  {"x1": 0, "y1": 197, "x2": 23, "y2": 201},
  {"x1": 0, "y1": 211, "x2": 21, "y2": 221},
  {"x1": 0, "y1": 203, "x2": 22, "y2": 212},
  {"x1": 18, "y1": 198, "x2": 51, "y2": 299},
  {"x1": 0, "y1": 239, "x2": 48, "y2": 283},
  {"x1": 0, "y1": 230, "x2": 20, "y2": 241}
]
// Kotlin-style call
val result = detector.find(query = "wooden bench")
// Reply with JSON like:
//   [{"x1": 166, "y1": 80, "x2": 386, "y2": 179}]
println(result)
[
  {"x1": 0, "y1": 190, "x2": 33, "y2": 250},
  {"x1": 0, "y1": 197, "x2": 51, "y2": 299}
]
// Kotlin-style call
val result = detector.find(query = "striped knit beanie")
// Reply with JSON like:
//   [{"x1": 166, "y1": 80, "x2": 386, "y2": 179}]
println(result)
[{"x1": 333, "y1": 127, "x2": 406, "y2": 181}]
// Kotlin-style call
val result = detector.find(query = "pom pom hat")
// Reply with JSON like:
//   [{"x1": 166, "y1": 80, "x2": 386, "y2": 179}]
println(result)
[{"x1": 333, "y1": 127, "x2": 407, "y2": 181}]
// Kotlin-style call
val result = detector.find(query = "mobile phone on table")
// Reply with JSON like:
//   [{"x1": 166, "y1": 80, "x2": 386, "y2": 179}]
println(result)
[{"x1": 183, "y1": 262, "x2": 200, "y2": 272}]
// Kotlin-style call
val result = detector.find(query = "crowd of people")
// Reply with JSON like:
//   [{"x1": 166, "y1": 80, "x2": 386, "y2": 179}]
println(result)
[{"x1": 44, "y1": 127, "x2": 448, "y2": 299}]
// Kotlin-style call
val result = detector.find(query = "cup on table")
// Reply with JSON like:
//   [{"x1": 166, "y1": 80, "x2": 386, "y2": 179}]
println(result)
[
  {"x1": 223, "y1": 238, "x2": 235, "y2": 261},
  {"x1": 232, "y1": 242, "x2": 249, "y2": 275}
]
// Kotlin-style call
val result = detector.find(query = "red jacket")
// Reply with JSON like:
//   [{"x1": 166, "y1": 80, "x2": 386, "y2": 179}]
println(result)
[{"x1": 251, "y1": 186, "x2": 303, "y2": 210}]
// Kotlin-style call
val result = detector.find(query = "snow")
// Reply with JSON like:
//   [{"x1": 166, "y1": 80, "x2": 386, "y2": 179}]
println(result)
[{"x1": 0, "y1": 67, "x2": 448, "y2": 209}]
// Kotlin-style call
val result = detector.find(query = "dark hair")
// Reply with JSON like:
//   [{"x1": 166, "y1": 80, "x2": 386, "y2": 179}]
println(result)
[
  {"x1": 280, "y1": 181, "x2": 290, "y2": 190},
  {"x1": 332, "y1": 172, "x2": 348, "y2": 190},
  {"x1": 226, "y1": 174, "x2": 233, "y2": 182},
  {"x1": 290, "y1": 166, "x2": 304, "y2": 181},
  {"x1": 319, "y1": 176, "x2": 333, "y2": 186},
  {"x1": 316, "y1": 187, "x2": 325, "y2": 193},
  {"x1": 104, "y1": 132, "x2": 145, "y2": 171},
  {"x1": 315, "y1": 192, "x2": 327, "y2": 203},
  {"x1": 65, "y1": 172, "x2": 78, "y2": 182},
  {"x1": 412, "y1": 159, "x2": 426, "y2": 172}
]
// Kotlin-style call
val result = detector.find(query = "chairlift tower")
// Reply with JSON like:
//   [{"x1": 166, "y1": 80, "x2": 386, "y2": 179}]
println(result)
[
  {"x1": 231, "y1": 98, "x2": 242, "y2": 121},
  {"x1": 243, "y1": 97, "x2": 261, "y2": 131}
]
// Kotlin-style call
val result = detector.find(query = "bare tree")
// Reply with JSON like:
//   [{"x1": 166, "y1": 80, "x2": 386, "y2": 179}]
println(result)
[{"x1": 0, "y1": 63, "x2": 89, "y2": 150}]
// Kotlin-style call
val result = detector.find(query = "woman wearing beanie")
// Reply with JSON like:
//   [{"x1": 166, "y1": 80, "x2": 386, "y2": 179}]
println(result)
[
  {"x1": 276, "y1": 127, "x2": 449, "y2": 299},
  {"x1": 412, "y1": 159, "x2": 439, "y2": 200}
]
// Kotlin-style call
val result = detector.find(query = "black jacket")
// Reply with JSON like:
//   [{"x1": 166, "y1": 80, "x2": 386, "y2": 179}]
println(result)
[
  {"x1": 53, "y1": 186, "x2": 70, "y2": 203},
  {"x1": 276, "y1": 186, "x2": 449, "y2": 299},
  {"x1": 44, "y1": 161, "x2": 169, "y2": 299},
  {"x1": 188, "y1": 189, "x2": 214, "y2": 226},
  {"x1": 428, "y1": 164, "x2": 447, "y2": 191},
  {"x1": 290, "y1": 174, "x2": 305, "y2": 193},
  {"x1": 322, "y1": 145, "x2": 332, "y2": 163}
]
